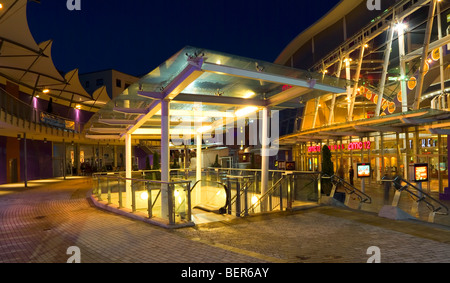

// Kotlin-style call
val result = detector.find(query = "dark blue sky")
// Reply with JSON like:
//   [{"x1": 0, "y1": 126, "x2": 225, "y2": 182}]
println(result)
[{"x1": 27, "y1": 0, "x2": 340, "y2": 77}]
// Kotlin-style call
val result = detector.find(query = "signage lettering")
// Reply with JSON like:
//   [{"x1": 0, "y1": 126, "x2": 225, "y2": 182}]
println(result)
[{"x1": 307, "y1": 141, "x2": 371, "y2": 153}]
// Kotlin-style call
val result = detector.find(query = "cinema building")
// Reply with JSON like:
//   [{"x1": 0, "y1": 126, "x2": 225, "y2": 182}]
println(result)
[{"x1": 276, "y1": 0, "x2": 450, "y2": 195}]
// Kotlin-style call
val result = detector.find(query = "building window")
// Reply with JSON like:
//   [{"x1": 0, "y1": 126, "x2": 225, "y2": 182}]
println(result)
[
  {"x1": 96, "y1": 79, "x2": 104, "y2": 86},
  {"x1": 116, "y1": 79, "x2": 122, "y2": 88}
]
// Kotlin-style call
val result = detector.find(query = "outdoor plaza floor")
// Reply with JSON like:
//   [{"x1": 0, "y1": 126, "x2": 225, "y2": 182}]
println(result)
[{"x1": 1, "y1": 176, "x2": 450, "y2": 264}]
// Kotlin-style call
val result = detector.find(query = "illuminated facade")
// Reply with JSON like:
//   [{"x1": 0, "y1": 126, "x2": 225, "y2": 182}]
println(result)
[{"x1": 277, "y1": 0, "x2": 450, "y2": 195}]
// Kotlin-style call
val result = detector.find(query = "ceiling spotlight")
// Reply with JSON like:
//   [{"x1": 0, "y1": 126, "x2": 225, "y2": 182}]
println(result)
[{"x1": 42, "y1": 89, "x2": 50, "y2": 93}]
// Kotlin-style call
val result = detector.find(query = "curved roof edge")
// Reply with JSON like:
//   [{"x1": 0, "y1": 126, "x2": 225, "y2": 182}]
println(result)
[{"x1": 274, "y1": 0, "x2": 364, "y2": 66}]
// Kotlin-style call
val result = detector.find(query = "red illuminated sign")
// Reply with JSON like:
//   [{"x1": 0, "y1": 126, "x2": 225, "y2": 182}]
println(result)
[{"x1": 308, "y1": 141, "x2": 371, "y2": 153}]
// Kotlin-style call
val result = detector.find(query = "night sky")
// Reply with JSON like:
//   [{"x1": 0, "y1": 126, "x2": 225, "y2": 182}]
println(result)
[{"x1": 27, "y1": 0, "x2": 340, "y2": 77}]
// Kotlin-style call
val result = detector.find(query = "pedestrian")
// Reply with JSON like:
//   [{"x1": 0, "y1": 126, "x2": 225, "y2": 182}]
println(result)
[
  {"x1": 338, "y1": 166, "x2": 345, "y2": 179},
  {"x1": 349, "y1": 166, "x2": 354, "y2": 186}
]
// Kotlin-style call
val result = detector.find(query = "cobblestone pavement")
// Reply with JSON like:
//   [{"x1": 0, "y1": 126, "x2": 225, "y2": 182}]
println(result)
[{"x1": 1, "y1": 178, "x2": 450, "y2": 264}]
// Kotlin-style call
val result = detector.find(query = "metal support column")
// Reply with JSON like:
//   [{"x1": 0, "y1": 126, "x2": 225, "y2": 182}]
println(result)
[
  {"x1": 376, "y1": 23, "x2": 395, "y2": 116},
  {"x1": 328, "y1": 51, "x2": 344, "y2": 125},
  {"x1": 261, "y1": 107, "x2": 269, "y2": 211},
  {"x1": 414, "y1": 0, "x2": 438, "y2": 110},
  {"x1": 349, "y1": 43, "x2": 366, "y2": 121},
  {"x1": 23, "y1": 132, "x2": 27, "y2": 188},
  {"x1": 125, "y1": 133, "x2": 132, "y2": 208},
  {"x1": 161, "y1": 99, "x2": 170, "y2": 220},
  {"x1": 397, "y1": 21, "x2": 409, "y2": 112}
]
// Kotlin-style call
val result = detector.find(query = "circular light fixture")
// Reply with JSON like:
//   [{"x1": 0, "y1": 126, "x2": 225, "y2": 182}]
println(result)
[{"x1": 140, "y1": 191, "x2": 149, "y2": 200}]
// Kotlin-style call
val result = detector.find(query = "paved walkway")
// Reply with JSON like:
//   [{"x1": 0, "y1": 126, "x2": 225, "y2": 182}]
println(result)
[{"x1": 1, "y1": 178, "x2": 450, "y2": 264}]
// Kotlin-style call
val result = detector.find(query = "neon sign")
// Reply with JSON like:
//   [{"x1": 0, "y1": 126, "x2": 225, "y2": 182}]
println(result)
[
  {"x1": 348, "y1": 141, "x2": 372, "y2": 150},
  {"x1": 307, "y1": 141, "x2": 371, "y2": 152}
]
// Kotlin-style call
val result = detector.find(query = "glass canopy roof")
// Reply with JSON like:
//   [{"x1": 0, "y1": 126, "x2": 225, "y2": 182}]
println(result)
[{"x1": 83, "y1": 46, "x2": 348, "y2": 141}]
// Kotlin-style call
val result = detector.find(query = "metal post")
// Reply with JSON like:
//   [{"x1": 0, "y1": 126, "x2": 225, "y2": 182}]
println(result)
[
  {"x1": 125, "y1": 133, "x2": 132, "y2": 208},
  {"x1": 287, "y1": 175, "x2": 292, "y2": 210},
  {"x1": 107, "y1": 178, "x2": 111, "y2": 204},
  {"x1": 131, "y1": 181, "x2": 136, "y2": 213},
  {"x1": 414, "y1": 0, "x2": 438, "y2": 110},
  {"x1": 437, "y1": 2, "x2": 446, "y2": 110},
  {"x1": 147, "y1": 182, "x2": 153, "y2": 218},
  {"x1": 349, "y1": 42, "x2": 366, "y2": 121},
  {"x1": 376, "y1": 23, "x2": 395, "y2": 116},
  {"x1": 312, "y1": 97, "x2": 320, "y2": 128},
  {"x1": 260, "y1": 107, "x2": 269, "y2": 211},
  {"x1": 97, "y1": 177, "x2": 102, "y2": 201},
  {"x1": 118, "y1": 178, "x2": 122, "y2": 208},
  {"x1": 23, "y1": 132, "x2": 27, "y2": 188},
  {"x1": 397, "y1": 21, "x2": 408, "y2": 112},
  {"x1": 186, "y1": 182, "x2": 192, "y2": 222},
  {"x1": 329, "y1": 51, "x2": 343, "y2": 125},
  {"x1": 279, "y1": 180, "x2": 283, "y2": 211},
  {"x1": 236, "y1": 180, "x2": 241, "y2": 217},
  {"x1": 227, "y1": 178, "x2": 232, "y2": 215},
  {"x1": 161, "y1": 99, "x2": 170, "y2": 220},
  {"x1": 168, "y1": 184, "x2": 174, "y2": 225},
  {"x1": 244, "y1": 180, "x2": 249, "y2": 216},
  {"x1": 63, "y1": 139, "x2": 66, "y2": 180},
  {"x1": 438, "y1": 134, "x2": 443, "y2": 194}
]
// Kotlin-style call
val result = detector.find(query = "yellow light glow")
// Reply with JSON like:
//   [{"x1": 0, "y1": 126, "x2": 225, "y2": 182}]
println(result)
[
  {"x1": 251, "y1": 196, "x2": 259, "y2": 205},
  {"x1": 0, "y1": 3, "x2": 3, "y2": 9},
  {"x1": 42, "y1": 89, "x2": 50, "y2": 93},
  {"x1": 197, "y1": 125, "x2": 212, "y2": 133},
  {"x1": 243, "y1": 91, "x2": 256, "y2": 98},
  {"x1": 140, "y1": 191, "x2": 149, "y2": 200},
  {"x1": 395, "y1": 22, "x2": 407, "y2": 32},
  {"x1": 75, "y1": 104, "x2": 82, "y2": 109},
  {"x1": 235, "y1": 106, "x2": 258, "y2": 117}
]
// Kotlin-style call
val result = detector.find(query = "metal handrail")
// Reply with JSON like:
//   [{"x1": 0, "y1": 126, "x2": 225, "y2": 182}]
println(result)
[
  {"x1": 327, "y1": 174, "x2": 372, "y2": 205},
  {"x1": 247, "y1": 173, "x2": 287, "y2": 213},
  {"x1": 392, "y1": 176, "x2": 449, "y2": 215},
  {"x1": 93, "y1": 173, "x2": 192, "y2": 225},
  {"x1": 92, "y1": 173, "x2": 191, "y2": 185}
]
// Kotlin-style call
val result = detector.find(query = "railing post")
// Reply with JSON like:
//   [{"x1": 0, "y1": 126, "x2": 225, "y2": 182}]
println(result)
[
  {"x1": 97, "y1": 177, "x2": 103, "y2": 201},
  {"x1": 244, "y1": 182, "x2": 249, "y2": 217},
  {"x1": 107, "y1": 178, "x2": 111, "y2": 205},
  {"x1": 118, "y1": 178, "x2": 123, "y2": 208},
  {"x1": 287, "y1": 175, "x2": 292, "y2": 210},
  {"x1": 236, "y1": 180, "x2": 241, "y2": 217},
  {"x1": 186, "y1": 182, "x2": 192, "y2": 222},
  {"x1": 168, "y1": 184, "x2": 175, "y2": 225},
  {"x1": 279, "y1": 180, "x2": 283, "y2": 211},
  {"x1": 147, "y1": 182, "x2": 153, "y2": 219},
  {"x1": 131, "y1": 181, "x2": 136, "y2": 212},
  {"x1": 317, "y1": 173, "x2": 322, "y2": 203},
  {"x1": 227, "y1": 178, "x2": 232, "y2": 215}
]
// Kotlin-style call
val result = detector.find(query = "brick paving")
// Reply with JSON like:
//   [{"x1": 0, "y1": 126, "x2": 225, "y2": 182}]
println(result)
[{"x1": 1, "y1": 178, "x2": 450, "y2": 264}]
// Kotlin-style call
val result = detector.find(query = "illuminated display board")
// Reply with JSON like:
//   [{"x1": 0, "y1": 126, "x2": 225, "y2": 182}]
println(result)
[
  {"x1": 357, "y1": 163, "x2": 371, "y2": 178},
  {"x1": 414, "y1": 163, "x2": 428, "y2": 182}
]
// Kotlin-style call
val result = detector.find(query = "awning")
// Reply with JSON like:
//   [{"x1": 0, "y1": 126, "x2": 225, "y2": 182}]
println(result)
[{"x1": 84, "y1": 46, "x2": 348, "y2": 142}]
